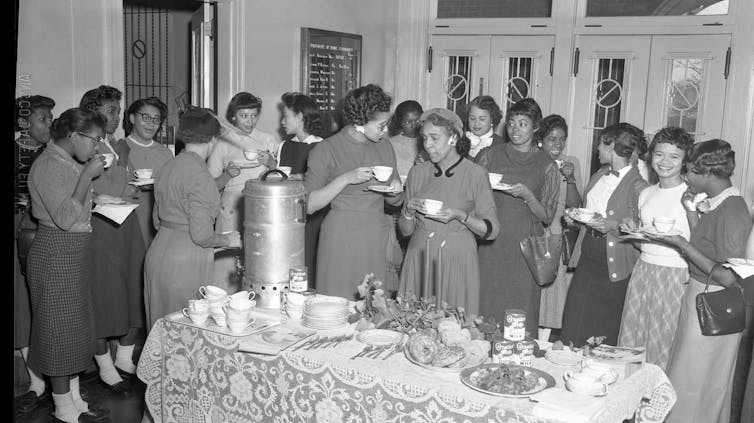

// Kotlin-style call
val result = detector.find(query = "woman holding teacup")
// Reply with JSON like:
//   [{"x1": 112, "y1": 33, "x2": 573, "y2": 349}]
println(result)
[
  {"x1": 560, "y1": 122, "x2": 649, "y2": 348},
  {"x1": 642, "y1": 139, "x2": 751, "y2": 423},
  {"x1": 398, "y1": 108, "x2": 499, "y2": 314},
  {"x1": 208, "y1": 92, "x2": 279, "y2": 293},
  {"x1": 80, "y1": 86, "x2": 147, "y2": 393},
  {"x1": 616, "y1": 127, "x2": 694, "y2": 370},
  {"x1": 305, "y1": 84, "x2": 403, "y2": 298},
  {"x1": 26, "y1": 108, "x2": 110, "y2": 422},
  {"x1": 475, "y1": 98, "x2": 559, "y2": 336},
  {"x1": 144, "y1": 108, "x2": 242, "y2": 331},
  {"x1": 121, "y1": 96, "x2": 174, "y2": 246}
]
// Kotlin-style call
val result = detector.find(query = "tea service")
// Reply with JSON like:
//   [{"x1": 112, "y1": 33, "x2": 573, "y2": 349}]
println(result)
[{"x1": 371, "y1": 166, "x2": 393, "y2": 182}]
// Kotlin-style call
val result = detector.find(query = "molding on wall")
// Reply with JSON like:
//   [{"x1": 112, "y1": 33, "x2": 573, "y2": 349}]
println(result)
[{"x1": 394, "y1": 0, "x2": 430, "y2": 105}]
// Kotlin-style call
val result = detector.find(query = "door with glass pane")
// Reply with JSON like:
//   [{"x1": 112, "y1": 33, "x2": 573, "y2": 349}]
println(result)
[
  {"x1": 427, "y1": 35, "x2": 491, "y2": 115},
  {"x1": 488, "y1": 36, "x2": 554, "y2": 112},
  {"x1": 570, "y1": 35, "x2": 651, "y2": 179},
  {"x1": 642, "y1": 35, "x2": 730, "y2": 142}
]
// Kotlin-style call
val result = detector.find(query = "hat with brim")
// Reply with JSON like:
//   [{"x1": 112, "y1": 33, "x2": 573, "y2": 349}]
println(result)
[
  {"x1": 177, "y1": 107, "x2": 220, "y2": 144},
  {"x1": 420, "y1": 108, "x2": 464, "y2": 137}
]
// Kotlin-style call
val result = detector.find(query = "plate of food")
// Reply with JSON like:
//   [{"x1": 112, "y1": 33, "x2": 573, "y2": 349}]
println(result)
[
  {"x1": 565, "y1": 207, "x2": 603, "y2": 224},
  {"x1": 367, "y1": 185, "x2": 401, "y2": 194},
  {"x1": 403, "y1": 326, "x2": 490, "y2": 373},
  {"x1": 587, "y1": 345, "x2": 645, "y2": 363},
  {"x1": 94, "y1": 194, "x2": 128, "y2": 205},
  {"x1": 545, "y1": 349, "x2": 583, "y2": 366},
  {"x1": 356, "y1": 329, "x2": 405, "y2": 346},
  {"x1": 638, "y1": 226, "x2": 683, "y2": 237},
  {"x1": 460, "y1": 363, "x2": 556, "y2": 398}
]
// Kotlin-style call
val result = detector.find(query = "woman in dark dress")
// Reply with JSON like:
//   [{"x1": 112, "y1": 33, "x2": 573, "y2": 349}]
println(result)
[
  {"x1": 560, "y1": 123, "x2": 649, "y2": 347},
  {"x1": 27, "y1": 107, "x2": 109, "y2": 422},
  {"x1": 80, "y1": 85, "x2": 146, "y2": 393},
  {"x1": 278, "y1": 92, "x2": 325, "y2": 289},
  {"x1": 476, "y1": 98, "x2": 560, "y2": 336}
]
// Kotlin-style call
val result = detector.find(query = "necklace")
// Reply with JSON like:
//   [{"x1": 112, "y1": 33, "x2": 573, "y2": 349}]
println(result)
[{"x1": 127, "y1": 135, "x2": 154, "y2": 148}]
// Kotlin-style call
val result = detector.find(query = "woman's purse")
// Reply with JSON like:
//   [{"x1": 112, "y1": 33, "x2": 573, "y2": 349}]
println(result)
[
  {"x1": 695, "y1": 263, "x2": 746, "y2": 336},
  {"x1": 520, "y1": 226, "x2": 563, "y2": 288}
]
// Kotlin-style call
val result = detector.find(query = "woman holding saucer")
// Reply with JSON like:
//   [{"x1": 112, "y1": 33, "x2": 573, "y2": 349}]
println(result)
[{"x1": 398, "y1": 108, "x2": 499, "y2": 313}]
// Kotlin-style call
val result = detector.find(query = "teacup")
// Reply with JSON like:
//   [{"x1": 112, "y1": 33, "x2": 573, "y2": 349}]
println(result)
[
  {"x1": 182, "y1": 308, "x2": 209, "y2": 325},
  {"x1": 199, "y1": 285, "x2": 227, "y2": 300},
  {"x1": 227, "y1": 297, "x2": 256, "y2": 312},
  {"x1": 488, "y1": 172, "x2": 503, "y2": 186},
  {"x1": 652, "y1": 217, "x2": 675, "y2": 233},
  {"x1": 210, "y1": 312, "x2": 226, "y2": 327},
  {"x1": 282, "y1": 303, "x2": 304, "y2": 320},
  {"x1": 101, "y1": 153, "x2": 115, "y2": 168},
  {"x1": 285, "y1": 291, "x2": 307, "y2": 307},
  {"x1": 422, "y1": 199, "x2": 444, "y2": 215},
  {"x1": 188, "y1": 298, "x2": 209, "y2": 313},
  {"x1": 133, "y1": 168, "x2": 153, "y2": 179},
  {"x1": 228, "y1": 290, "x2": 256, "y2": 302},
  {"x1": 208, "y1": 299, "x2": 226, "y2": 315},
  {"x1": 278, "y1": 166, "x2": 292, "y2": 176},
  {"x1": 227, "y1": 314, "x2": 256, "y2": 334},
  {"x1": 371, "y1": 166, "x2": 393, "y2": 182},
  {"x1": 244, "y1": 149, "x2": 259, "y2": 161}
]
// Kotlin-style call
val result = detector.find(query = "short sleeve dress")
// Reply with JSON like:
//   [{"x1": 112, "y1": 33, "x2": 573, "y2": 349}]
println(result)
[
  {"x1": 397, "y1": 158, "x2": 499, "y2": 315},
  {"x1": 304, "y1": 127, "x2": 401, "y2": 299}
]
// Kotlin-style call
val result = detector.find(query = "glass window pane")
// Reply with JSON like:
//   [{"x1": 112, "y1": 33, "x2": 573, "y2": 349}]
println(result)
[
  {"x1": 586, "y1": 0, "x2": 728, "y2": 17},
  {"x1": 590, "y1": 58, "x2": 626, "y2": 174},
  {"x1": 501, "y1": 57, "x2": 533, "y2": 111},
  {"x1": 438, "y1": 0, "x2": 552, "y2": 18},
  {"x1": 445, "y1": 56, "x2": 473, "y2": 113},
  {"x1": 665, "y1": 58, "x2": 703, "y2": 135}
]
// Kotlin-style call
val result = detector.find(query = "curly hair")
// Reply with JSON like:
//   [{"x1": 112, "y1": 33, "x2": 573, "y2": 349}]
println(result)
[
  {"x1": 341, "y1": 84, "x2": 392, "y2": 126},
  {"x1": 687, "y1": 139, "x2": 735, "y2": 178},
  {"x1": 599, "y1": 122, "x2": 648, "y2": 161},
  {"x1": 79, "y1": 85, "x2": 122, "y2": 113},
  {"x1": 421, "y1": 111, "x2": 470, "y2": 157},
  {"x1": 537, "y1": 114, "x2": 568, "y2": 142},
  {"x1": 225, "y1": 92, "x2": 262, "y2": 123},
  {"x1": 14, "y1": 95, "x2": 56, "y2": 131},
  {"x1": 50, "y1": 108, "x2": 106, "y2": 141},
  {"x1": 388, "y1": 100, "x2": 423, "y2": 136},
  {"x1": 505, "y1": 98, "x2": 542, "y2": 130},
  {"x1": 467, "y1": 95, "x2": 503, "y2": 127},
  {"x1": 123, "y1": 96, "x2": 168, "y2": 136},
  {"x1": 280, "y1": 92, "x2": 324, "y2": 138},
  {"x1": 177, "y1": 107, "x2": 220, "y2": 145},
  {"x1": 648, "y1": 127, "x2": 694, "y2": 170}
]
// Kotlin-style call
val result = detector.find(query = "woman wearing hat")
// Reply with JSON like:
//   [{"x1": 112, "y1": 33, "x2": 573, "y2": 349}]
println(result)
[
  {"x1": 398, "y1": 108, "x2": 499, "y2": 314},
  {"x1": 144, "y1": 108, "x2": 241, "y2": 331},
  {"x1": 305, "y1": 84, "x2": 403, "y2": 298}
]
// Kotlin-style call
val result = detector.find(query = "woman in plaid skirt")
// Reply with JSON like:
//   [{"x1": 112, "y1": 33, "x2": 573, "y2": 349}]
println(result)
[{"x1": 27, "y1": 108, "x2": 110, "y2": 422}]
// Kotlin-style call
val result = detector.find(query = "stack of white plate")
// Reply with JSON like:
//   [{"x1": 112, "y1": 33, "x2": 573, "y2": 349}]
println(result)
[{"x1": 302, "y1": 296, "x2": 350, "y2": 329}]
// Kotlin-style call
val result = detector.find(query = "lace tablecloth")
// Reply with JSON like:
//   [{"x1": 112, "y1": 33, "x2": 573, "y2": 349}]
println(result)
[{"x1": 137, "y1": 318, "x2": 675, "y2": 423}]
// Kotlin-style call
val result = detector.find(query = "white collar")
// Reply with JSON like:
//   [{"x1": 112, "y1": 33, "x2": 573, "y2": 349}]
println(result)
[
  {"x1": 698, "y1": 186, "x2": 740, "y2": 213},
  {"x1": 127, "y1": 135, "x2": 155, "y2": 148}
]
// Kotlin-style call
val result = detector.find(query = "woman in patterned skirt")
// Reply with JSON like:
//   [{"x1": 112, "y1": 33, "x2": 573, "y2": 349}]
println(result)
[
  {"x1": 649, "y1": 139, "x2": 751, "y2": 423},
  {"x1": 617, "y1": 127, "x2": 694, "y2": 370},
  {"x1": 27, "y1": 108, "x2": 109, "y2": 423}
]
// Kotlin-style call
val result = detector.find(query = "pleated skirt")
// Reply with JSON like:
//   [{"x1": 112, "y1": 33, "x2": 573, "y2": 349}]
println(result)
[
  {"x1": 560, "y1": 232, "x2": 629, "y2": 347},
  {"x1": 26, "y1": 226, "x2": 94, "y2": 376},
  {"x1": 144, "y1": 226, "x2": 214, "y2": 331},
  {"x1": 617, "y1": 259, "x2": 687, "y2": 370}
]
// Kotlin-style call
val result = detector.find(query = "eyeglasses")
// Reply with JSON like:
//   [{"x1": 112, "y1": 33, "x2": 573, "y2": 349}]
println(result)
[
  {"x1": 77, "y1": 132, "x2": 105, "y2": 144},
  {"x1": 137, "y1": 113, "x2": 162, "y2": 125}
]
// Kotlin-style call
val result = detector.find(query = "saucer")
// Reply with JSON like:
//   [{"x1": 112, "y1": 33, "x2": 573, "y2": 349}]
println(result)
[
  {"x1": 491, "y1": 182, "x2": 514, "y2": 191},
  {"x1": 638, "y1": 226, "x2": 683, "y2": 237},
  {"x1": 128, "y1": 178, "x2": 155, "y2": 186},
  {"x1": 367, "y1": 185, "x2": 401, "y2": 194}
]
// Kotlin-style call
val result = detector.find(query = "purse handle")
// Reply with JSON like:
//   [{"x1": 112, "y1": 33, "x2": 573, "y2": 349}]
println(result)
[{"x1": 704, "y1": 262, "x2": 744, "y2": 294}]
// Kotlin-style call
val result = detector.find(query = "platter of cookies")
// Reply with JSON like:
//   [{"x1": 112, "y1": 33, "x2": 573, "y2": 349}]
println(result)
[{"x1": 403, "y1": 318, "x2": 490, "y2": 373}]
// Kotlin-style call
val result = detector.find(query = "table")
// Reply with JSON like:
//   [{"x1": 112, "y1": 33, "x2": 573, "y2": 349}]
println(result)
[{"x1": 137, "y1": 318, "x2": 676, "y2": 423}]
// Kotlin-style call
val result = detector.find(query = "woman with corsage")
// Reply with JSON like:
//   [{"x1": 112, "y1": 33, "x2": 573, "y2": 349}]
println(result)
[
  {"x1": 647, "y1": 139, "x2": 751, "y2": 423},
  {"x1": 398, "y1": 108, "x2": 499, "y2": 314}
]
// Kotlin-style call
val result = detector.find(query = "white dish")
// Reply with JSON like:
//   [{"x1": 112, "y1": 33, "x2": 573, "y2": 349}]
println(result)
[
  {"x1": 638, "y1": 226, "x2": 683, "y2": 237},
  {"x1": 356, "y1": 329, "x2": 404, "y2": 346},
  {"x1": 367, "y1": 185, "x2": 401, "y2": 194},
  {"x1": 128, "y1": 178, "x2": 155, "y2": 186},
  {"x1": 566, "y1": 208, "x2": 602, "y2": 224},
  {"x1": 491, "y1": 182, "x2": 514, "y2": 191},
  {"x1": 545, "y1": 349, "x2": 583, "y2": 366},
  {"x1": 404, "y1": 348, "x2": 488, "y2": 374},
  {"x1": 94, "y1": 195, "x2": 128, "y2": 205},
  {"x1": 728, "y1": 258, "x2": 754, "y2": 266}
]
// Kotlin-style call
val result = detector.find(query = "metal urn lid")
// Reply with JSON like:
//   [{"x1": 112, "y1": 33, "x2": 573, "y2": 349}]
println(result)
[{"x1": 243, "y1": 169, "x2": 306, "y2": 198}]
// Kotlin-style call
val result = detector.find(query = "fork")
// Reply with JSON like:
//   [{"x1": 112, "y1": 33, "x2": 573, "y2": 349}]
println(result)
[
  {"x1": 349, "y1": 345, "x2": 374, "y2": 359},
  {"x1": 324, "y1": 334, "x2": 352, "y2": 348},
  {"x1": 305, "y1": 335, "x2": 332, "y2": 350},
  {"x1": 366, "y1": 345, "x2": 389, "y2": 359},
  {"x1": 292, "y1": 335, "x2": 319, "y2": 352},
  {"x1": 381, "y1": 343, "x2": 404, "y2": 360},
  {"x1": 317, "y1": 335, "x2": 344, "y2": 349}
]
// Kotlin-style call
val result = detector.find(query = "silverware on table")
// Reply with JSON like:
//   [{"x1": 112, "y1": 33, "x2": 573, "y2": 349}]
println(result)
[
  {"x1": 367, "y1": 345, "x2": 389, "y2": 359},
  {"x1": 320, "y1": 334, "x2": 345, "y2": 348},
  {"x1": 293, "y1": 335, "x2": 319, "y2": 352},
  {"x1": 349, "y1": 345, "x2": 374, "y2": 359},
  {"x1": 381, "y1": 343, "x2": 404, "y2": 360},
  {"x1": 305, "y1": 335, "x2": 331, "y2": 350}
]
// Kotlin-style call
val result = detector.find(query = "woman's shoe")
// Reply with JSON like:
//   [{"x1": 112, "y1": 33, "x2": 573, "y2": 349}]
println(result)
[
  {"x1": 17, "y1": 389, "x2": 51, "y2": 414},
  {"x1": 97, "y1": 379, "x2": 131, "y2": 396},
  {"x1": 51, "y1": 412, "x2": 110, "y2": 422},
  {"x1": 80, "y1": 405, "x2": 110, "y2": 420}
]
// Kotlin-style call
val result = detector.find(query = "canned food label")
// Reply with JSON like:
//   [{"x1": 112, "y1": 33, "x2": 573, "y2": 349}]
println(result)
[
  {"x1": 289, "y1": 267, "x2": 308, "y2": 292},
  {"x1": 492, "y1": 340, "x2": 515, "y2": 364},
  {"x1": 514, "y1": 340, "x2": 535, "y2": 366},
  {"x1": 503, "y1": 309, "x2": 526, "y2": 341}
]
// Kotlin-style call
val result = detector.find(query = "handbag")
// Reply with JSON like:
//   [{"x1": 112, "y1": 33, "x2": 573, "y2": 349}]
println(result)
[
  {"x1": 560, "y1": 221, "x2": 578, "y2": 266},
  {"x1": 520, "y1": 227, "x2": 563, "y2": 288},
  {"x1": 695, "y1": 263, "x2": 746, "y2": 336}
]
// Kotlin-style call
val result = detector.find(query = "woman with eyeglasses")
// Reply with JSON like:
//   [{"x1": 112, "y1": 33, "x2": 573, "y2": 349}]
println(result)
[
  {"x1": 305, "y1": 84, "x2": 403, "y2": 298},
  {"x1": 26, "y1": 108, "x2": 110, "y2": 422},
  {"x1": 476, "y1": 98, "x2": 560, "y2": 337},
  {"x1": 121, "y1": 97, "x2": 174, "y2": 246},
  {"x1": 79, "y1": 86, "x2": 146, "y2": 395}
]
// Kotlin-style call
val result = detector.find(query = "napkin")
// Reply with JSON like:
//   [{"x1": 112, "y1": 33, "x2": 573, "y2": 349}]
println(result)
[
  {"x1": 93, "y1": 203, "x2": 138, "y2": 225},
  {"x1": 531, "y1": 388, "x2": 605, "y2": 423},
  {"x1": 723, "y1": 260, "x2": 754, "y2": 279}
]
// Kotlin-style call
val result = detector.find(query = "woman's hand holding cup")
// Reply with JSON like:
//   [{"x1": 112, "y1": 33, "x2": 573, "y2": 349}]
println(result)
[
  {"x1": 84, "y1": 155, "x2": 106, "y2": 179},
  {"x1": 341, "y1": 167, "x2": 373, "y2": 185}
]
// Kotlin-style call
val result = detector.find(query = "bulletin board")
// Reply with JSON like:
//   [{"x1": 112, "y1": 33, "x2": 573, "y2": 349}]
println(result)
[{"x1": 300, "y1": 28, "x2": 362, "y2": 113}]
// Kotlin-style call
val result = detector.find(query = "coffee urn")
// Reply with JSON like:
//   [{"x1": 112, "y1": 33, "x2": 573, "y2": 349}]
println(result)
[{"x1": 242, "y1": 170, "x2": 306, "y2": 310}]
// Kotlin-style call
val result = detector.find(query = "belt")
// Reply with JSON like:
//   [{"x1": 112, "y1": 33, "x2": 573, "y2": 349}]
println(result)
[
  {"x1": 586, "y1": 227, "x2": 606, "y2": 239},
  {"x1": 160, "y1": 220, "x2": 189, "y2": 231}
]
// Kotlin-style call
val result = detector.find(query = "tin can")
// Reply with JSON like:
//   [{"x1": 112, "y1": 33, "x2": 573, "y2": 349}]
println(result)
[
  {"x1": 288, "y1": 266, "x2": 308, "y2": 292},
  {"x1": 492, "y1": 340, "x2": 515, "y2": 364},
  {"x1": 515, "y1": 340, "x2": 535, "y2": 367},
  {"x1": 503, "y1": 309, "x2": 526, "y2": 341}
]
